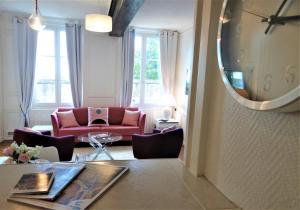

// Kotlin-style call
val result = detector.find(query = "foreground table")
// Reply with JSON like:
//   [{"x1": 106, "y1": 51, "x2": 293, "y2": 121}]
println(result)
[{"x1": 0, "y1": 159, "x2": 239, "y2": 210}]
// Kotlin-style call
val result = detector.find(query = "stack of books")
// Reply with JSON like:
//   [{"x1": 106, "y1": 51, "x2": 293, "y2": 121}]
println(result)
[{"x1": 8, "y1": 162, "x2": 129, "y2": 210}]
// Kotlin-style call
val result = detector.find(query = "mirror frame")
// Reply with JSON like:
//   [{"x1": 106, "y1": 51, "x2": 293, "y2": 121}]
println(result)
[{"x1": 217, "y1": 0, "x2": 300, "y2": 111}]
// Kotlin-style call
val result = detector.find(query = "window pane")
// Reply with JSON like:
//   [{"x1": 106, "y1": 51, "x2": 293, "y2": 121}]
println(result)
[
  {"x1": 60, "y1": 31, "x2": 68, "y2": 57},
  {"x1": 146, "y1": 59, "x2": 160, "y2": 80},
  {"x1": 35, "y1": 56, "x2": 55, "y2": 80},
  {"x1": 144, "y1": 82, "x2": 163, "y2": 104},
  {"x1": 134, "y1": 36, "x2": 142, "y2": 80},
  {"x1": 34, "y1": 30, "x2": 56, "y2": 105},
  {"x1": 60, "y1": 56, "x2": 70, "y2": 81},
  {"x1": 34, "y1": 82, "x2": 55, "y2": 103},
  {"x1": 146, "y1": 37, "x2": 160, "y2": 81},
  {"x1": 36, "y1": 30, "x2": 55, "y2": 56},
  {"x1": 132, "y1": 81, "x2": 141, "y2": 105},
  {"x1": 146, "y1": 37, "x2": 160, "y2": 60},
  {"x1": 61, "y1": 82, "x2": 73, "y2": 104}
]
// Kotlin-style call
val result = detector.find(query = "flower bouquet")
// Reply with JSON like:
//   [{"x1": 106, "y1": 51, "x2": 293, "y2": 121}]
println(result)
[{"x1": 2, "y1": 142, "x2": 42, "y2": 164}]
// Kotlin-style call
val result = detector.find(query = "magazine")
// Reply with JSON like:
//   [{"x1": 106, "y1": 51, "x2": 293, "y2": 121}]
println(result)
[
  {"x1": 8, "y1": 163, "x2": 129, "y2": 210},
  {"x1": 11, "y1": 172, "x2": 54, "y2": 194},
  {"x1": 11, "y1": 162, "x2": 86, "y2": 200}
]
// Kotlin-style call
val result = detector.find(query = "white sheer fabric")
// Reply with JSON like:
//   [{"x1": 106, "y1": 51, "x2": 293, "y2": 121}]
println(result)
[
  {"x1": 65, "y1": 23, "x2": 83, "y2": 107},
  {"x1": 13, "y1": 17, "x2": 38, "y2": 127},
  {"x1": 121, "y1": 27, "x2": 135, "y2": 106},
  {"x1": 160, "y1": 30, "x2": 178, "y2": 96}
]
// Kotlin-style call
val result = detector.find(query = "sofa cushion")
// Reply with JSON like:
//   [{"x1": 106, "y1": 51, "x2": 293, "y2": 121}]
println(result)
[
  {"x1": 100, "y1": 125, "x2": 140, "y2": 136},
  {"x1": 58, "y1": 107, "x2": 88, "y2": 126},
  {"x1": 108, "y1": 107, "x2": 139, "y2": 125},
  {"x1": 122, "y1": 110, "x2": 140, "y2": 126},
  {"x1": 59, "y1": 126, "x2": 101, "y2": 137},
  {"x1": 57, "y1": 110, "x2": 80, "y2": 128},
  {"x1": 88, "y1": 107, "x2": 109, "y2": 126}
]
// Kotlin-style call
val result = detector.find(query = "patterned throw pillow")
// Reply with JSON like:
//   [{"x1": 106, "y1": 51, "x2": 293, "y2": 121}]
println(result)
[
  {"x1": 121, "y1": 110, "x2": 140, "y2": 126},
  {"x1": 88, "y1": 107, "x2": 109, "y2": 127},
  {"x1": 57, "y1": 110, "x2": 80, "y2": 128}
]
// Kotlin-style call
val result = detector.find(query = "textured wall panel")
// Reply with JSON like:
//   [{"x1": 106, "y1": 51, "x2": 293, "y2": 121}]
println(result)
[
  {"x1": 198, "y1": 1, "x2": 300, "y2": 209},
  {"x1": 204, "y1": 36, "x2": 300, "y2": 210}
]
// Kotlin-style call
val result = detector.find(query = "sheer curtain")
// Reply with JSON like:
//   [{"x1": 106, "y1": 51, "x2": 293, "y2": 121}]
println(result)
[
  {"x1": 65, "y1": 23, "x2": 83, "y2": 107},
  {"x1": 160, "y1": 30, "x2": 178, "y2": 97},
  {"x1": 121, "y1": 27, "x2": 135, "y2": 107},
  {"x1": 13, "y1": 17, "x2": 38, "y2": 127}
]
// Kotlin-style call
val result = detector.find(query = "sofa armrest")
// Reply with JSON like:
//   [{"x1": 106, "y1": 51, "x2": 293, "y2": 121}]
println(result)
[
  {"x1": 51, "y1": 110, "x2": 60, "y2": 137},
  {"x1": 138, "y1": 111, "x2": 146, "y2": 134}
]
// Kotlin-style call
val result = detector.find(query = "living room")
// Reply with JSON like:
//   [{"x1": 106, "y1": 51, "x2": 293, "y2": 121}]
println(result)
[
  {"x1": 0, "y1": 0, "x2": 194, "y2": 160},
  {"x1": 0, "y1": 0, "x2": 299, "y2": 210}
]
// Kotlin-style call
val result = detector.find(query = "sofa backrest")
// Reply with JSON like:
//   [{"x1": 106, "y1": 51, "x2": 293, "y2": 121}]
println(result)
[{"x1": 57, "y1": 107, "x2": 139, "y2": 126}]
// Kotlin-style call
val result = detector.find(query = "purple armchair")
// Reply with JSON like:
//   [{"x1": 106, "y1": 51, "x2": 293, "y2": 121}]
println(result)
[
  {"x1": 132, "y1": 128, "x2": 183, "y2": 159},
  {"x1": 13, "y1": 129, "x2": 75, "y2": 161}
]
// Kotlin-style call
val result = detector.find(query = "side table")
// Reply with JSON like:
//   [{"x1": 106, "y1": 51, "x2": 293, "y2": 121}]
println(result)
[{"x1": 155, "y1": 118, "x2": 179, "y2": 130}]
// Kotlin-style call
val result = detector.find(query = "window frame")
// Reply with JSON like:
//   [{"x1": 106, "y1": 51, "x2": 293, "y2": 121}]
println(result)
[
  {"x1": 132, "y1": 31, "x2": 163, "y2": 108},
  {"x1": 32, "y1": 25, "x2": 73, "y2": 109}
]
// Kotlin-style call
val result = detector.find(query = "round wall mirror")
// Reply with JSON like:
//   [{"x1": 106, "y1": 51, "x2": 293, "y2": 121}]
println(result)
[{"x1": 217, "y1": 0, "x2": 300, "y2": 111}]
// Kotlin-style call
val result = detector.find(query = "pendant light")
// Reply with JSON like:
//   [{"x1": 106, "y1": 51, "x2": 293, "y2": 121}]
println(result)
[
  {"x1": 28, "y1": 0, "x2": 46, "y2": 31},
  {"x1": 85, "y1": 14, "x2": 112, "y2": 32}
]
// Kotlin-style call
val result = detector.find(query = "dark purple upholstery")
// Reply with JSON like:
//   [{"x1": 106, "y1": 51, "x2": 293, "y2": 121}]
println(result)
[
  {"x1": 13, "y1": 129, "x2": 75, "y2": 161},
  {"x1": 132, "y1": 128, "x2": 183, "y2": 159}
]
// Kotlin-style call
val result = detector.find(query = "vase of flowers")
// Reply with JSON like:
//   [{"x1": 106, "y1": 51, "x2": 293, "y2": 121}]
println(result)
[{"x1": 2, "y1": 142, "x2": 42, "y2": 164}]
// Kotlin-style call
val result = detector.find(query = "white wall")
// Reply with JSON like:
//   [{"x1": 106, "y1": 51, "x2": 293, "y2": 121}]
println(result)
[
  {"x1": 0, "y1": 12, "x2": 122, "y2": 139},
  {"x1": 82, "y1": 31, "x2": 122, "y2": 107},
  {"x1": 174, "y1": 28, "x2": 193, "y2": 144},
  {"x1": 0, "y1": 12, "x2": 3, "y2": 141},
  {"x1": 0, "y1": 12, "x2": 22, "y2": 140},
  {"x1": 186, "y1": 0, "x2": 300, "y2": 209}
]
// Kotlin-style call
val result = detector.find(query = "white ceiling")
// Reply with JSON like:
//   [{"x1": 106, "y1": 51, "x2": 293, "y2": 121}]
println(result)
[
  {"x1": 131, "y1": 0, "x2": 196, "y2": 32},
  {"x1": 0, "y1": 0, "x2": 111, "y2": 19},
  {"x1": 0, "y1": 0, "x2": 195, "y2": 32}
]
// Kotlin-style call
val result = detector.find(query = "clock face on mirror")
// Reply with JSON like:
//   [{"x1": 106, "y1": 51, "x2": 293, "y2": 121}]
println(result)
[{"x1": 219, "y1": 0, "x2": 299, "y2": 102}]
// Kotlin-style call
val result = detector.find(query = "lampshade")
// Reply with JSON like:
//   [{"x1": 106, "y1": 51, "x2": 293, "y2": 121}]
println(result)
[
  {"x1": 28, "y1": 0, "x2": 46, "y2": 31},
  {"x1": 85, "y1": 14, "x2": 112, "y2": 32}
]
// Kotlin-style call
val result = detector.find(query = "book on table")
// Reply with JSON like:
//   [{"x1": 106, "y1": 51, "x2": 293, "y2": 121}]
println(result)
[
  {"x1": 11, "y1": 172, "x2": 55, "y2": 194},
  {"x1": 8, "y1": 162, "x2": 129, "y2": 210},
  {"x1": 10, "y1": 162, "x2": 86, "y2": 200}
]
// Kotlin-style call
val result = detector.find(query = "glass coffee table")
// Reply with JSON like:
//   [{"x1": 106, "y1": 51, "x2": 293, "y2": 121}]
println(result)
[{"x1": 77, "y1": 132, "x2": 122, "y2": 161}]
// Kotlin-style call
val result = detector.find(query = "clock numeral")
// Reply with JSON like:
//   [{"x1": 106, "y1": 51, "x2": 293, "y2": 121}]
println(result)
[
  {"x1": 263, "y1": 74, "x2": 272, "y2": 92},
  {"x1": 284, "y1": 65, "x2": 296, "y2": 85}
]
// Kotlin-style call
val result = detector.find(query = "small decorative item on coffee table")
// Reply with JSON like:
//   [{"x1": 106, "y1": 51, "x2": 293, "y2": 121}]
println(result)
[{"x1": 77, "y1": 132, "x2": 122, "y2": 161}]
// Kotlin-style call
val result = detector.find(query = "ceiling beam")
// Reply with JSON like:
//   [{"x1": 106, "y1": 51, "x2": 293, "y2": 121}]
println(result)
[{"x1": 109, "y1": 0, "x2": 144, "y2": 37}]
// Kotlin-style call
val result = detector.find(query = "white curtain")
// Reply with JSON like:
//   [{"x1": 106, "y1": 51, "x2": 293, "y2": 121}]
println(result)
[
  {"x1": 65, "y1": 23, "x2": 83, "y2": 107},
  {"x1": 121, "y1": 27, "x2": 135, "y2": 107},
  {"x1": 13, "y1": 17, "x2": 38, "y2": 127},
  {"x1": 160, "y1": 30, "x2": 178, "y2": 96}
]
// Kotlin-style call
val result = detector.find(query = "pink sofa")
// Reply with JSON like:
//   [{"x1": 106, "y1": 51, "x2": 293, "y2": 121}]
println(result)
[{"x1": 51, "y1": 107, "x2": 146, "y2": 141}]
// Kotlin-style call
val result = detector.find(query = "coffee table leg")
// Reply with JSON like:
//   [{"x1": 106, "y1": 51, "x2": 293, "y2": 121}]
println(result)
[
  {"x1": 89, "y1": 137, "x2": 114, "y2": 160},
  {"x1": 102, "y1": 148, "x2": 114, "y2": 160}
]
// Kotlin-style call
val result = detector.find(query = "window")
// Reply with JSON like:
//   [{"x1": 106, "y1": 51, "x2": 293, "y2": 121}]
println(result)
[
  {"x1": 132, "y1": 32, "x2": 163, "y2": 106},
  {"x1": 32, "y1": 28, "x2": 72, "y2": 107}
]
